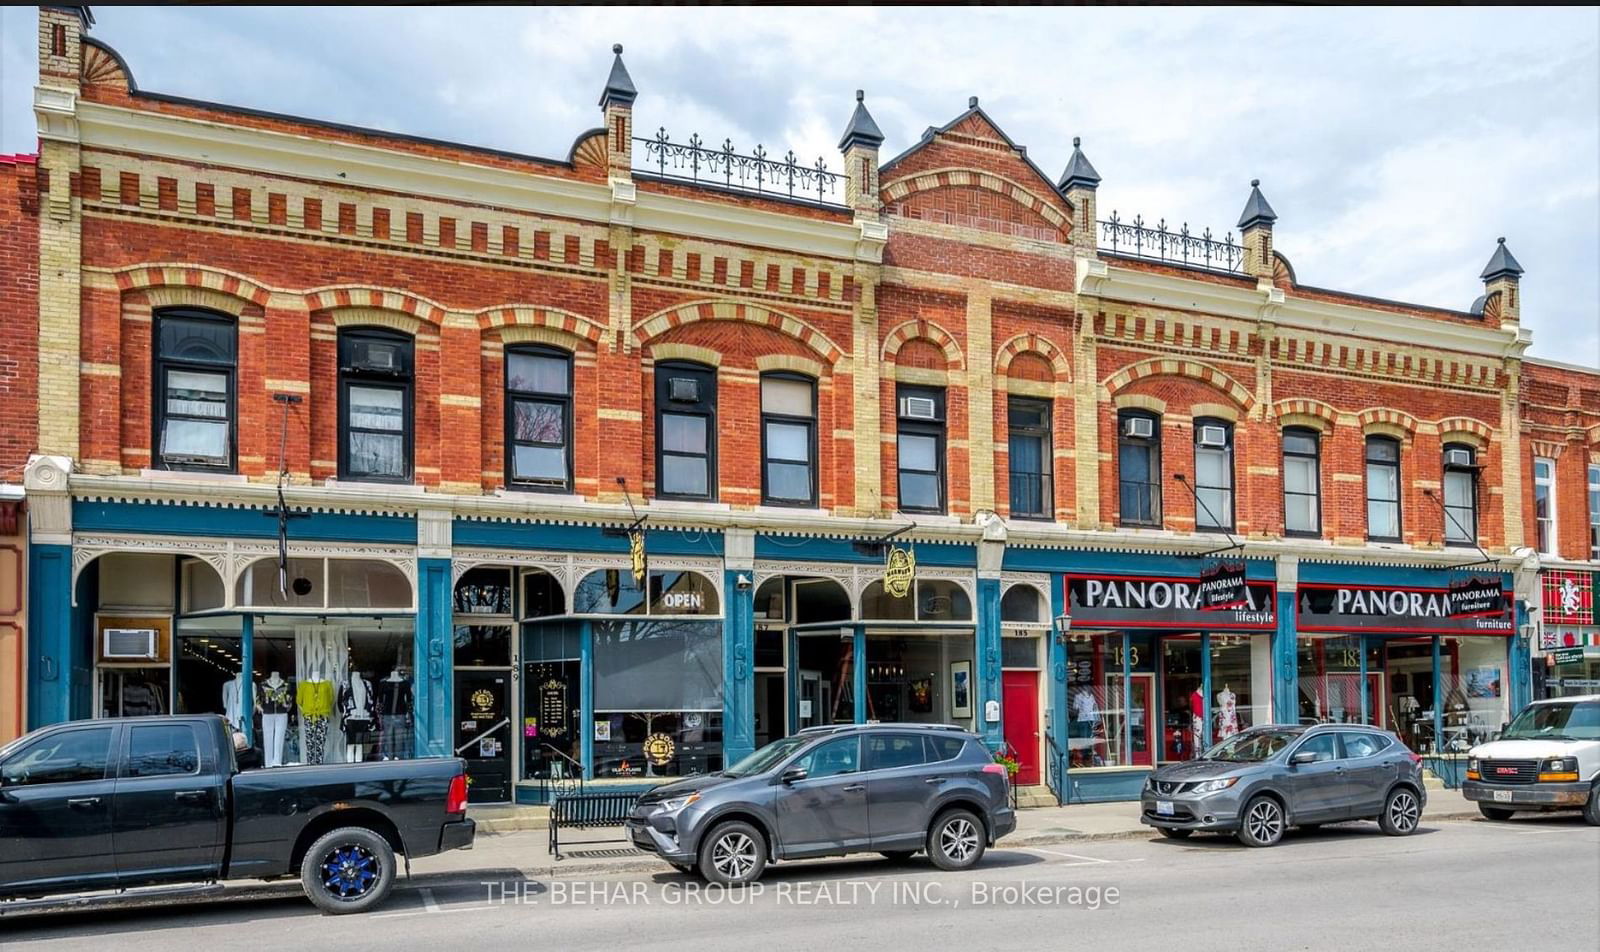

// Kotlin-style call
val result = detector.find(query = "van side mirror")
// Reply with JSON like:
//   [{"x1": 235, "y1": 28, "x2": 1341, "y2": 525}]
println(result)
[
  {"x1": 780, "y1": 767, "x2": 807, "y2": 785},
  {"x1": 1289, "y1": 750, "x2": 1317, "y2": 766}
]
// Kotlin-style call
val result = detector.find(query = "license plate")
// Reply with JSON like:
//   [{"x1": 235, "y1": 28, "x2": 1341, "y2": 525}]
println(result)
[
  {"x1": 1492, "y1": 790, "x2": 1513, "y2": 803},
  {"x1": 1156, "y1": 800, "x2": 1175, "y2": 816}
]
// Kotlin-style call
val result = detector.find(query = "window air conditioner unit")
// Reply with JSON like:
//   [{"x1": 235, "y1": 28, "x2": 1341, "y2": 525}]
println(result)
[
  {"x1": 1123, "y1": 416, "x2": 1154, "y2": 439},
  {"x1": 668, "y1": 377, "x2": 700, "y2": 403},
  {"x1": 1198, "y1": 425, "x2": 1228, "y2": 448},
  {"x1": 1445, "y1": 448, "x2": 1472, "y2": 467},
  {"x1": 899, "y1": 396, "x2": 938, "y2": 420},
  {"x1": 103, "y1": 628, "x2": 159, "y2": 660}
]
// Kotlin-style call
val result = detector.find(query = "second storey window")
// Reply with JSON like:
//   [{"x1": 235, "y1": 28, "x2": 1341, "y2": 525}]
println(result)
[
  {"x1": 339, "y1": 327, "x2": 413, "y2": 482},
  {"x1": 1365, "y1": 436, "x2": 1401, "y2": 541},
  {"x1": 656, "y1": 362, "x2": 716, "y2": 500},
  {"x1": 1282, "y1": 427, "x2": 1320, "y2": 536},
  {"x1": 1589, "y1": 464, "x2": 1599, "y2": 560},
  {"x1": 1193, "y1": 418, "x2": 1235, "y2": 531},
  {"x1": 760, "y1": 373, "x2": 816, "y2": 506},
  {"x1": 1441, "y1": 443, "x2": 1478, "y2": 545},
  {"x1": 1534, "y1": 457, "x2": 1557, "y2": 555},
  {"x1": 506, "y1": 346, "x2": 572, "y2": 491},
  {"x1": 154, "y1": 308, "x2": 236, "y2": 470},
  {"x1": 896, "y1": 385, "x2": 946, "y2": 514},
  {"x1": 1008, "y1": 397, "x2": 1051, "y2": 520},
  {"x1": 1118, "y1": 410, "x2": 1161, "y2": 527}
]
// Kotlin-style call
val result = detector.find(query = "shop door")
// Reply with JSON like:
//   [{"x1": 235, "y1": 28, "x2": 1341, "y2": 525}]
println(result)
[
  {"x1": 1128, "y1": 674, "x2": 1155, "y2": 766},
  {"x1": 1001, "y1": 671, "x2": 1040, "y2": 785},
  {"x1": 454, "y1": 672, "x2": 511, "y2": 803}
]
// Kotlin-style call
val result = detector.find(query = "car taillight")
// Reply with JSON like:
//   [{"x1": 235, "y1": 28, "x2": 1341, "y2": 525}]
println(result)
[
  {"x1": 1408, "y1": 752, "x2": 1423, "y2": 765},
  {"x1": 982, "y1": 763, "x2": 1009, "y2": 784},
  {"x1": 447, "y1": 773, "x2": 468, "y2": 814}
]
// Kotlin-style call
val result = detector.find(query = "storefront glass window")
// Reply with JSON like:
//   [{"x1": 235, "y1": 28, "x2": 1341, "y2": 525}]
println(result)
[
  {"x1": 180, "y1": 558, "x2": 226, "y2": 614},
  {"x1": 1209, "y1": 636, "x2": 1272, "y2": 741},
  {"x1": 523, "y1": 622, "x2": 581, "y2": 780},
  {"x1": 1297, "y1": 635, "x2": 1381, "y2": 726},
  {"x1": 793, "y1": 579, "x2": 851, "y2": 624},
  {"x1": 795, "y1": 630, "x2": 854, "y2": 728},
  {"x1": 1437, "y1": 636, "x2": 1509, "y2": 751},
  {"x1": 592, "y1": 710, "x2": 723, "y2": 779},
  {"x1": 1379, "y1": 638, "x2": 1435, "y2": 752},
  {"x1": 1066, "y1": 633, "x2": 1156, "y2": 768},
  {"x1": 1159, "y1": 636, "x2": 1203, "y2": 761},
  {"x1": 252, "y1": 616, "x2": 416, "y2": 766},
  {"x1": 1000, "y1": 585, "x2": 1045, "y2": 624},
  {"x1": 864, "y1": 632, "x2": 976, "y2": 729},
  {"x1": 592, "y1": 619, "x2": 723, "y2": 779},
  {"x1": 859, "y1": 580, "x2": 914, "y2": 621},
  {"x1": 572, "y1": 569, "x2": 719, "y2": 617},
  {"x1": 173, "y1": 616, "x2": 245, "y2": 727}
]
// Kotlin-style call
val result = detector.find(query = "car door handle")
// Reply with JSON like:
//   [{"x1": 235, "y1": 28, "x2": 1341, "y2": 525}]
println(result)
[
  {"x1": 924, "y1": 777, "x2": 949, "y2": 785},
  {"x1": 66, "y1": 796, "x2": 102, "y2": 809},
  {"x1": 174, "y1": 790, "x2": 211, "y2": 803},
  {"x1": 841, "y1": 784, "x2": 865, "y2": 793}
]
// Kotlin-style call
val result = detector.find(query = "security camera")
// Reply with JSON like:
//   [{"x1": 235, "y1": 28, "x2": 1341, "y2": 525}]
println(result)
[{"x1": 736, "y1": 573, "x2": 752, "y2": 590}]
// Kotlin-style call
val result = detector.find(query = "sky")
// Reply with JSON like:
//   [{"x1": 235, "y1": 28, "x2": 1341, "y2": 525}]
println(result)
[{"x1": 1, "y1": 5, "x2": 1596, "y2": 366}]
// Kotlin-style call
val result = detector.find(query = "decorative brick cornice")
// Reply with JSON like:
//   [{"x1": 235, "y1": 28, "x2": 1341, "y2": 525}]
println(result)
[
  {"x1": 305, "y1": 286, "x2": 447, "y2": 326},
  {"x1": 880, "y1": 165, "x2": 1069, "y2": 234},
  {"x1": 114, "y1": 262, "x2": 270, "y2": 308},
  {"x1": 1436, "y1": 416, "x2": 1495, "y2": 448},
  {"x1": 475, "y1": 304, "x2": 606, "y2": 345},
  {"x1": 1101, "y1": 356, "x2": 1254, "y2": 411},
  {"x1": 1272, "y1": 398, "x2": 1338, "y2": 431},
  {"x1": 634, "y1": 299, "x2": 845, "y2": 365},
  {"x1": 1357, "y1": 407, "x2": 1419, "y2": 437}
]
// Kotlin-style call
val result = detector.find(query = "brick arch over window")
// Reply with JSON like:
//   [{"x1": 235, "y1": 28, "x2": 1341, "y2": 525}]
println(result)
[
  {"x1": 304, "y1": 286, "x2": 447, "y2": 327},
  {"x1": 476, "y1": 305, "x2": 606, "y2": 346},
  {"x1": 1101, "y1": 357, "x2": 1253, "y2": 411},
  {"x1": 1357, "y1": 407, "x2": 1419, "y2": 438},
  {"x1": 1272, "y1": 398, "x2": 1339, "y2": 432},
  {"x1": 882, "y1": 319, "x2": 964, "y2": 370},
  {"x1": 995, "y1": 333, "x2": 1070, "y2": 381},
  {"x1": 879, "y1": 166, "x2": 1071, "y2": 234},
  {"x1": 1436, "y1": 416, "x2": 1494, "y2": 448},
  {"x1": 114, "y1": 263, "x2": 270, "y2": 309},
  {"x1": 634, "y1": 300, "x2": 844, "y2": 366},
  {"x1": 1587, "y1": 423, "x2": 1600, "y2": 446}
]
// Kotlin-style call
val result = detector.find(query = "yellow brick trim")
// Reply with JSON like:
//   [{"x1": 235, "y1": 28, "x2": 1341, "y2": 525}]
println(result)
[
  {"x1": 1332, "y1": 473, "x2": 1365, "y2": 483},
  {"x1": 892, "y1": 365, "x2": 950, "y2": 387},
  {"x1": 994, "y1": 331, "x2": 1071, "y2": 381},
  {"x1": 113, "y1": 263, "x2": 271, "y2": 308},
  {"x1": 633, "y1": 299, "x2": 844, "y2": 365},
  {"x1": 142, "y1": 286, "x2": 251, "y2": 315},
  {"x1": 493, "y1": 325, "x2": 593, "y2": 353},
  {"x1": 1005, "y1": 378, "x2": 1054, "y2": 398},
  {"x1": 1437, "y1": 416, "x2": 1493, "y2": 449},
  {"x1": 328, "y1": 307, "x2": 423, "y2": 336},
  {"x1": 648, "y1": 343, "x2": 722, "y2": 367},
  {"x1": 80, "y1": 361, "x2": 121, "y2": 377},
  {"x1": 476, "y1": 304, "x2": 606, "y2": 345},
  {"x1": 264, "y1": 378, "x2": 309, "y2": 393},
  {"x1": 881, "y1": 318, "x2": 964, "y2": 370},
  {"x1": 755, "y1": 354, "x2": 824, "y2": 379},
  {"x1": 598, "y1": 408, "x2": 643, "y2": 422},
  {"x1": 1277, "y1": 411, "x2": 1332, "y2": 435},
  {"x1": 440, "y1": 394, "x2": 482, "y2": 408},
  {"x1": 879, "y1": 166, "x2": 1068, "y2": 230},
  {"x1": 304, "y1": 286, "x2": 447, "y2": 326},
  {"x1": 1190, "y1": 401, "x2": 1239, "y2": 423},
  {"x1": 1102, "y1": 356, "x2": 1254, "y2": 411},
  {"x1": 1112, "y1": 393, "x2": 1166, "y2": 414},
  {"x1": 1358, "y1": 408, "x2": 1418, "y2": 441}
]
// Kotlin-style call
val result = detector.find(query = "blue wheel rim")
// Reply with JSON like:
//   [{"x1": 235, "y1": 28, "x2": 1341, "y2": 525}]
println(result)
[{"x1": 319, "y1": 844, "x2": 379, "y2": 901}]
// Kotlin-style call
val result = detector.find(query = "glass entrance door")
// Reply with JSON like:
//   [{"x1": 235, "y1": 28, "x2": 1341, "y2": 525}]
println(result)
[{"x1": 454, "y1": 671, "x2": 511, "y2": 802}]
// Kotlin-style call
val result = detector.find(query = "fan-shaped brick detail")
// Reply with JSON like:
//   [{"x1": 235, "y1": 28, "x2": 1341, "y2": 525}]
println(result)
[
  {"x1": 880, "y1": 166, "x2": 1069, "y2": 232},
  {"x1": 1273, "y1": 398, "x2": 1338, "y2": 427},
  {"x1": 304, "y1": 287, "x2": 447, "y2": 326},
  {"x1": 1357, "y1": 407, "x2": 1420, "y2": 435},
  {"x1": 882, "y1": 319, "x2": 964, "y2": 370},
  {"x1": 1529, "y1": 440, "x2": 1566, "y2": 460},
  {"x1": 634, "y1": 300, "x2": 844, "y2": 365},
  {"x1": 476, "y1": 305, "x2": 605, "y2": 344},
  {"x1": 1101, "y1": 357, "x2": 1254, "y2": 410},
  {"x1": 1480, "y1": 291, "x2": 1502, "y2": 323},
  {"x1": 81, "y1": 42, "x2": 131, "y2": 90},
  {"x1": 1436, "y1": 416, "x2": 1494, "y2": 447},
  {"x1": 571, "y1": 130, "x2": 608, "y2": 171},
  {"x1": 995, "y1": 333, "x2": 1070, "y2": 381},
  {"x1": 114, "y1": 264, "x2": 270, "y2": 308}
]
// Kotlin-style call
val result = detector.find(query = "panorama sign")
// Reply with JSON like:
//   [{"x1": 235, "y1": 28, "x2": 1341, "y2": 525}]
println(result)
[
  {"x1": 1064, "y1": 573, "x2": 1277, "y2": 630},
  {"x1": 1296, "y1": 581, "x2": 1513, "y2": 635}
]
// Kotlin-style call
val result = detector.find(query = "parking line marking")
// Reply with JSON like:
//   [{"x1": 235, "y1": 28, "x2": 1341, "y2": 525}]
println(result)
[
  {"x1": 1023, "y1": 847, "x2": 1112, "y2": 863},
  {"x1": 419, "y1": 888, "x2": 440, "y2": 913}
]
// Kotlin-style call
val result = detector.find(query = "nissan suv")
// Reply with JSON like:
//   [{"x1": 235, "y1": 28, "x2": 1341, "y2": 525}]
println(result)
[{"x1": 625, "y1": 724, "x2": 1016, "y2": 884}]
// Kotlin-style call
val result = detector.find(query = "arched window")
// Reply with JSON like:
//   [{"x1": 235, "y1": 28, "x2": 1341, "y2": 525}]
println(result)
[
  {"x1": 1442, "y1": 443, "x2": 1478, "y2": 545},
  {"x1": 655, "y1": 362, "x2": 717, "y2": 500},
  {"x1": 760, "y1": 373, "x2": 817, "y2": 506},
  {"x1": 1365, "y1": 436, "x2": 1402, "y2": 541},
  {"x1": 1000, "y1": 584, "x2": 1045, "y2": 624},
  {"x1": 1282, "y1": 427, "x2": 1321, "y2": 536},
  {"x1": 1118, "y1": 409, "x2": 1161, "y2": 527},
  {"x1": 154, "y1": 308, "x2": 237, "y2": 470},
  {"x1": 506, "y1": 345, "x2": 573, "y2": 491},
  {"x1": 338, "y1": 327, "x2": 413, "y2": 482},
  {"x1": 1193, "y1": 417, "x2": 1235, "y2": 531}
]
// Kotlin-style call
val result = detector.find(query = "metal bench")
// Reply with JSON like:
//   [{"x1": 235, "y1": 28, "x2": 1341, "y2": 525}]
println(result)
[{"x1": 548, "y1": 791, "x2": 641, "y2": 860}]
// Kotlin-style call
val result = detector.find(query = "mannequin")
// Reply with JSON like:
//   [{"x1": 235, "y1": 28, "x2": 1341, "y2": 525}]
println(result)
[
  {"x1": 298, "y1": 666, "x2": 334, "y2": 765},
  {"x1": 258, "y1": 671, "x2": 294, "y2": 768},
  {"x1": 339, "y1": 670, "x2": 376, "y2": 762},
  {"x1": 221, "y1": 672, "x2": 246, "y2": 731},
  {"x1": 1190, "y1": 687, "x2": 1205, "y2": 756},
  {"x1": 376, "y1": 668, "x2": 414, "y2": 760},
  {"x1": 1215, "y1": 682, "x2": 1239, "y2": 740}
]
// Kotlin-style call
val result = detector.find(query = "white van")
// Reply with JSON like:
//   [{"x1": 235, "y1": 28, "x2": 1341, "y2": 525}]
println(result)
[{"x1": 1463, "y1": 694, "x2": 1600, "y2": 825}]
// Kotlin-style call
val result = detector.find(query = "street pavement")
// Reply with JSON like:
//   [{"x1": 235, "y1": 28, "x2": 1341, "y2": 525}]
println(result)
[{"x1": 3, "y1": 808, "x2": 1596, "y2": 951}]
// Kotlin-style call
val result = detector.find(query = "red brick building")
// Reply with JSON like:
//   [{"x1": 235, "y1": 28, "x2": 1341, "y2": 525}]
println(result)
[{"x1": 6, "y1": 7, "x2": 1595, "y2": 800}]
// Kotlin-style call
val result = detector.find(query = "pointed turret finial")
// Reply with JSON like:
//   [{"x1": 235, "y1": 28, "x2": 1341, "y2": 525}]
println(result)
[
  {"x1": 1058, "y1": 135, "x2": 1101, "y2": 191},
  {"x1": 838, "y1": 88, "x2": 885, "y2": 151},
  {"x1": 968, "y1": 96, "x2": 979, "y2": 109},
  {"x1": 1237, "y1": 179, "x2": 1277, "y2": 230},
  {"x1": 1479, "y1": 236, "x2": 1524, "y2": 282},
  {"x1": 598, "y1": 42, "x2": 637, "y2": 110}
]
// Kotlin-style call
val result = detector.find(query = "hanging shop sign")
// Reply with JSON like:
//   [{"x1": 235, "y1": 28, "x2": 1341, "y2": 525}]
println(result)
[
  {"x1": 1541, "y1": 570, "x2": 1594, "y2": 626},
  {"x1": 1064, "y1": 573, "x2": 1276, "y2": 630},
  {"x1": 884, "y1": 544, "x2": 916, "y2": 599},
  {"x1": 1198, "y1": 560, "x2": 1249, "y2": 611},
  {"x1": 629, "y1": 529, "x2": 648, "y2": 587},
  {"x1": 1448, "y1": 576, "x2": 1507, "y2": 619},
  {"x1": 1296, "y1": 581, "x2": 1513, "y2": 635},
  {"x1": 1551, "y1": 646, "x2": 1588, "y2": 666}
]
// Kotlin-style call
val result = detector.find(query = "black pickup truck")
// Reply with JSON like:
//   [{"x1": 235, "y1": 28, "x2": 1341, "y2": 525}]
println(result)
[{"x1": 0, "y1": 714, "x2": 475, "y2": 914}]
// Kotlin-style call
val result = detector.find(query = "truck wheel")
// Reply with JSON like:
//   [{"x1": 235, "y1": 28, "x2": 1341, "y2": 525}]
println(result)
[
  {"x1": 1378, "y1": 788, "x2": 1421, "y2": 836},
  {"x1": 1477, "y1": 804, "x2": 1515, "y2": 822},
  {"x1": 927, "y1": 809, "x2": 986, "y2": 871},
  {"x1": 1584, "y1": 785, "x2": 1600, "y2": 827},
  {"x1": 301, "y1": 826, "x2": 397, "y2": 914},
  {"x1": 697, "y1": 821, "x2": 767, "y2": 886}
]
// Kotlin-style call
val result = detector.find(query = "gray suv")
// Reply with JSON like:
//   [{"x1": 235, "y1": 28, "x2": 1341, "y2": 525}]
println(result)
[
  {"x1": 625, "y1": 724, "x2": 1016, "y2": 884},
  {"x1": 1139, "y1": 724, "x2": 1426, "y2": 847}
]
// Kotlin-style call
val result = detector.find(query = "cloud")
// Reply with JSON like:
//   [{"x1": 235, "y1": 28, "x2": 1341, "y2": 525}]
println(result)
[{"x1": 1, "y1": 5, "x2": 1595, "y2": 365}]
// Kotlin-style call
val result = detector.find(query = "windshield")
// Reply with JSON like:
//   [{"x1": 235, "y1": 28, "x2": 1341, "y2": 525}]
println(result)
[
  {"x1": 1202, "y1": 729, "x2": 1300, "y2": 762},
  {"x1": 724, "y1": 735, "x2": 813, "y2": 778},
  {"x1": 1501, "y1": 701, "x2": 1600, "y2": 741}
]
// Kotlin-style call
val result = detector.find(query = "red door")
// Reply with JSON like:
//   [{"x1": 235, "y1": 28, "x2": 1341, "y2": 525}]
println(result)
[{"x1": 1002, "y1": 671, "x2": 1040, "y2": 786}]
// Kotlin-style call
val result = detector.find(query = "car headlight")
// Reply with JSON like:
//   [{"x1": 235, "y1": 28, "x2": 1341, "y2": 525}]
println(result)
[
  {"x1": 1144, "y1": 775, "x2": 1155, "y2": 791},
  {"x1": 1542, "y1": 757, "x2": 1578, "y2": 774},
  {"x1": 1191, "y1": 777, "x2": 1240, "y2": 795},
  {"x1": 656, "y1": 793, "x2": 701, "y2": 813},
  {"x1": 1467, "y1": 757, "x2": 1479, "y2": 772}
]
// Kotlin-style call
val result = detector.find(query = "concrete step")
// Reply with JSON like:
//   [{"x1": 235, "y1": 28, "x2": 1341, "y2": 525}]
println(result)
[
  {"x1": 469, "y1": 804, "x2": 550, "y2": 833},
  {"x1": 1014, "y1": 785, "x2": 1058, "y2": 809}
]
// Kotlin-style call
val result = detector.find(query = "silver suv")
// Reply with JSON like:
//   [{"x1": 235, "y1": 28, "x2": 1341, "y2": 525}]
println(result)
[
  {"x1": 625, "y1": 724, "x2": 1016, "y2": 884},
  {"x1": 1139, "y1": 724, "x2": 1427, "y2": 847}
]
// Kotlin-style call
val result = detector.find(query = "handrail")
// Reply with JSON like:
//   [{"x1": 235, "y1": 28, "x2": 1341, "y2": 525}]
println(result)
[{"x1": 453, "y1": 717, "x2": 510, "y2": 756}]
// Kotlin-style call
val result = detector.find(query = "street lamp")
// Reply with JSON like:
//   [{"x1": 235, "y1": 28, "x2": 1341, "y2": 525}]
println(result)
[{"x1": 1053, "y1": 611, "x2": 1072, "y2": 645}]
